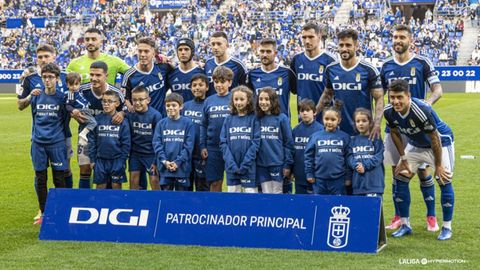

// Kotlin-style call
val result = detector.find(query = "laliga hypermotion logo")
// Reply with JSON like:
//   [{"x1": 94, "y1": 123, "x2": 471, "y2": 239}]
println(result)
[{"x1": 327, "y1": 205, "x2": 350, "y2": 249}]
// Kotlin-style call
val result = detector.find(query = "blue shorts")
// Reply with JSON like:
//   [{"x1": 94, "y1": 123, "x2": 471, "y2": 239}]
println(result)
[
  {"x1": 93, "y1": 158, "x2": 127, "y2": 184},
  {"x1": 295, "y1": 182, "x2": 313, "y2": 195},
  {"x1": 161, "y1": 177, "x2": 190, "y2": 187},
  {"x1": 31, "y1": 141, "x2": 67, "y2": 171},
  {"x1": 205, "y1": 150, "x2": 224, "y2": 183},
  {"x1": 256, "y1": 165, "x2": 283, "y2": 183},
  {"x1": 313, "y1": 177, "x2": 345, "y2": 195},
  {"x1": 226, "y1": 174, "x2": 257, "y2": 188},
  {"x1": 128, "y1": 155, "x2": 155, "y2": 175}
]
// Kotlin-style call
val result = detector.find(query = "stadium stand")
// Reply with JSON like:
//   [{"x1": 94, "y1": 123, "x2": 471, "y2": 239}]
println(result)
[{"x1": 1, "y1": 0, "x2": 479, "y2": 69}]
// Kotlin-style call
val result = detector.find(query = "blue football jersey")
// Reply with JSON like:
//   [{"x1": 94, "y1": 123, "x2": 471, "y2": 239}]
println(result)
[
  {"x1": 30, "y1": 90, "x2": 67, "y2": 144},
  {"x1": 290, "y1": 51, "x2": 337, "y2": 120},
  {"x1": 168, "y1": 65, "x2": 204, "y2": 103},
  {"x1": 204, "y1": 57, "x2": 247, "y2": 95},
  {"x1": 384, "y1": 98, "x2": 453, "y2": 148},
  {"x1": 381, "y1": 54, "x2": 440, "y2": 99},
  {"x1": 248, "y1": 65, "x2": 296, "y2": 117},
  {"x1": 324, "y1": 60, "x2": 382, "y2": 135},
  {"x1": 121, "y1": 63, "x2": 173, "y2": 114}
]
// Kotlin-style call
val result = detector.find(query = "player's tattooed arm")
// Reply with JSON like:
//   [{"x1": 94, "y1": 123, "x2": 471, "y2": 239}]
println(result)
[
  {"x1": 370, "y1": 87, "x2": 384, "y2": 140},
  {"x1": 316, "y1": 87, "x2": 334, "y2": 114},
  {"x1": 17, "y1": 89, "x2": 41, "y2": 110},
  {"x1": 428, "y1": 130, "x2": 449, "y2": 184},
  {"x1": 426, "y1": 83, "x2": 443, "y2": 105}
]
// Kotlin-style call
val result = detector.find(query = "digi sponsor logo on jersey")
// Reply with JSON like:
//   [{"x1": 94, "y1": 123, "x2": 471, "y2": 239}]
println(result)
[
  {"x1": 209, "y1": 105, "x2": 229, "y2": 112},
  {"x1": 397, "y1": 126, "x2": 421, "y2": 136},
  {"x1": 171, "y1": 83, "x2": 191, "y2": 91},
  {"x1": 331, "y1": 83, "x2": 362, "y2": 91},
  {"x1": 37, "y1": 104, "x2": 60, "y2": 110},
  {"x1": 163, "y1": 129, "x2": 185, "y2": 136},
  {"x1": 317, "y1": 140, "x2": 344, "y2": 146},
  {"x1": 133, "y1": 122, "x2": 152, "y2": 129},
  {"x1": 229, "y1": 127, "x2": 251, "y2": 133},
  {"x1": 145, "y1": 82, "x2": 165, "y2": 93},
  {"x1": 256, "y1": 87, "x2": 283, "y2": 96},
  {"x1": 387, "y1": 77, "x2": 417, "y2": 85},
  {"x1": 297, "y1": 73, "x2": 322, "y2": 82},
  {"x1": 99, "y1": 125, "x2": 120, "y2": 132},
  {"x1": 295, "y1": 137, "x2": 309, "y2": 144},
  {"x1": 261, "y1": 126, "x2": 279, "y2": 133},
  {"x1": 352, "y1": 145, "x2": 374, "y2": 153},
  {"x1": 69, "y1": 207, "x2": 149, "y2": 226},
  {"x1": 184, "y1": 110, "x2": 202, "y2": 117}
]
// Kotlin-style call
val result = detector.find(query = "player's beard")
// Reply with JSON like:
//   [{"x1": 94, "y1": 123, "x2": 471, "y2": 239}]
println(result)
[
  {"x1": 340, "y1": 51, "x2": 354, "y2": 61},
  {"x1": 87, "y1": 45, "x2": 100, "y2": 53},
  {"x1": 394, "y1": 43, "x2": 409, "y2": 54}
]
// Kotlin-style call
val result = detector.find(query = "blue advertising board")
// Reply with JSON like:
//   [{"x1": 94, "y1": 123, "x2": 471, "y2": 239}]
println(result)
[
  {"x1": 40, "y1": 189, "x2": 384, "y2": 253},
  {"x1": 149, "y1": 0, "x2": 189, "y2": 9},
  {"x1": 6, "y1": 18, "x2": 46, "y2": 29},
  {"x1": 2, "y1": 66, "x2": 479, "y2": 84},
  {"x1": 436, "y1": 66, "x2": 480, "y2": 81}
]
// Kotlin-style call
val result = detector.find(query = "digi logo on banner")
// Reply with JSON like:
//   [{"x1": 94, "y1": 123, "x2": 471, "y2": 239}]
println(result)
[
  {"x1": 69, "y1": 207, "x2": 149, "y2": 226},
  {"x1": 40, "y1": 189, "x2": 383, "y2": 253}
]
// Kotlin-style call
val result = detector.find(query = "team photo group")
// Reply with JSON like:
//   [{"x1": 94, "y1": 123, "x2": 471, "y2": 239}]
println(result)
[{"x1": 18, "y1": 22, "x2": 455, "y2": 241}]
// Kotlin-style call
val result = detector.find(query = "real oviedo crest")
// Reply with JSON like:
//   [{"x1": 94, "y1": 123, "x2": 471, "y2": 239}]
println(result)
[{"x1": 327, "y1": 205, "x2": 351, "y2": 249}]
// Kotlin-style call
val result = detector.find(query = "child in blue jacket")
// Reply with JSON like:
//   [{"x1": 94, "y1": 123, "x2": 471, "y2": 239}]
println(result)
[
  {"x1": 347, "y1": 108, "x2": 385, "y2": 196},
  {"x1": 305, "y1": 100, "x2": 350, "y2": 195},
  {"x1": 256, "y1": 87, "x2": 294, "y2": 194},
  {"x1": 153, "y1": 93, "x2": 195, "y2": 191},
  {"x1": 220, "y1": 86, "x2": 260, "y2": 193}
]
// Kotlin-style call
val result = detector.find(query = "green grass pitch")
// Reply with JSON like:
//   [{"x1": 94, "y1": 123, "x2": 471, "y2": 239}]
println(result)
[{"x1": 0, "y1": 93, "x2": 479, "y2": 269}]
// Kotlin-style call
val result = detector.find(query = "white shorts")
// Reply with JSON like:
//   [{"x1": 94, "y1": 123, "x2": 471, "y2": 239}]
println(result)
[
  {"x1": 66, "y1": 137, "x2": 74, "y2": 159},
  {"x1": 384, "y1": 132, "x2": 428, "y2": 170},
  {"x1": 399, "y1": 143, "x2": 455, "y2": 181},
  {"x1": 77, "y1": 142, "x2": 91, "y2": 166}
]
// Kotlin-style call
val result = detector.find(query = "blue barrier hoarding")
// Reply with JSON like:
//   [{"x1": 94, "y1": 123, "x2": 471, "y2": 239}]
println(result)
[
  {"x1": 40, "y1": 189, "x2": 383, "y2": 253},
  {"x1": 149, "y1": 0, "x2": 189, "y2": 9},
  {"x1": 2, "y1": 66, "x2": 479, "y2": 84},
  {"x1": 436, "y1": 66, "x2": 480, "y2": 81},
  {"x1": 0, "y1": 70, "x2": 23, "y2": 83}
]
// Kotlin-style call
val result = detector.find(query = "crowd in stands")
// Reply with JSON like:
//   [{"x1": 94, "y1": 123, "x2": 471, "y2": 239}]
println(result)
[
  {"x1": 468, "y1": 34, "x2": 480, "y2": 65},
  {"x1": 1, "y1": 0, "x2": 480, "y2": 70}
]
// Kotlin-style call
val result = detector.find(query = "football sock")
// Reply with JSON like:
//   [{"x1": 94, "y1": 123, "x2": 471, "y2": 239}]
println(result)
[
  {"x1": 79, "y1": 173, "x2": 91, "y2": 189},
  {"x1": 400, "y1": 217, "x2": 411, "y2": 227},
  {"x1": 52, "y1": 170, "x2": 66, "y2": 188},
  {"x1": 419, "y1": 174, "x2": 436, "y2": 217},
  {"x1": 139, "y1": 170, "x2": 148, "y2": 190},
  {"x1": 440, "y1": 183, "x2": 454, "y2": 223},
  {"x1": 392, "y1": 180, "x2": 400, "y2": 217},
  {"x1": 35, "y1": 170, "x2": 48, "y2": 213},
  {"x1": 64, "y1": 170, "x2": 73, "y2": 188},
  {"x1": 443, "y1": 221, "x2": 452, "y2": 230},
  {"x1": 395, "y1": 178, "x2": 411, "y2": 220}
]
